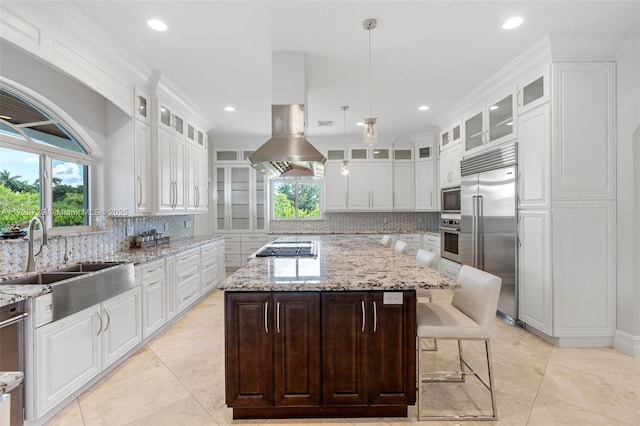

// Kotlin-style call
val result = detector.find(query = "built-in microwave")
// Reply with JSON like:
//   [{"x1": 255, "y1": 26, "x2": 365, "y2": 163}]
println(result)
[{"x1": 441, "y1": 187, "x2": 461, "y2": 214}]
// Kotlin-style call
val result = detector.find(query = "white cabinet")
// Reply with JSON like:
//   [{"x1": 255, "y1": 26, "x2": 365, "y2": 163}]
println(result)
[
  {"x1": 34, "y1": 287, "x2": 142, "y2": 419},
  {"x1": 134, "y1": 88, "x2": 151, "y2": 124},
  {"x1": 552, "y1": 201, "x2": 616, "y2": 339},
  {"x1": 415, "y1": 160, "x2": 435, "y2": 211},
  {"x1": 157, "y1": 99, "x2": 186, "y2": 140},
  {"x1": 347, "y1": 162, "x2": 393, "y2": 210},
  {"x1": 463, "y1": 89, "x2": 516, "y2": 156},
  {"x1": 422, "y1": 233, "x2": 441, "y2": 272},
  {"x1": 200, "y1": 242, "x2": 219, "y2": 294},
  {"x1": 393, "y1": 163, "x2": 414, "y2": 210},
  {"x1": 518, "y1": 104, "x2": 551, "y2": 208},
  {"x1": 518, "y1": 210, "x2": 552, "y2": 335},
  {"x1": 140, "y1": 259, "x2": 166, "y2": 339},
  {"x1": 324, "y1": 162, "x2": 348, "y2": 211},
  {"x1": 133, "y1": 120, "x2": 153, "y2": 213},
  {"x1": 157, "y1": 128, "x2": 185, "y2": 213},
  {"x1": 440, "y1": 259, "x2": 461, "y2": 280},
  {"x1": 214, "y1": 165, "x2": 266, "y2": 232},
  {"x1": 186, "y1": 144, "x2": 208, "y2": 213},
  {"x1": 439, "y1": 143, "x2": 462, "y2": 188},
  {"x1": 439, "y1": 121, "x2": 461, "y2": 152},
  {"x1": 175, "y1": 248, "x2": 201, "y2": 313},
  {"x1": 517, "y1": 65, "x2": 550, "y2": 115},
  {"x1": 552, "y1": 62, "x2": 616, "y2": 201},
  {"x1": 165, "y1": 256, "x2": 177, "y2": 321}
]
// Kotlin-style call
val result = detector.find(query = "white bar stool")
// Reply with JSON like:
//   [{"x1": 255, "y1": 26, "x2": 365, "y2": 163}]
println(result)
[
  {"x1": 415, "y1": 249, "x2": 439, "y2": 351},
  {"x1": 394, "y1": 240, "x2": 409, "y2": 255},
  {"x1": 380, "y1": 234, "x2": 392, "y2": 248},
  {"x1": 416, "y1": 265, "x2": 501, "y2": 421}
]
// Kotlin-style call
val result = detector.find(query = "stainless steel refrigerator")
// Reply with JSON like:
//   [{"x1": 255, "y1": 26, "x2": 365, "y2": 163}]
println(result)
[{"x1": 460, "y1": 143, "x2": 518, "y2": 321}]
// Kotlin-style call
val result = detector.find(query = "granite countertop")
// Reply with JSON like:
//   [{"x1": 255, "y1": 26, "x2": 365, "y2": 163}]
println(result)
[
  {"x1": 221, "y1": 235, "x2": 456, "y2": 292},
  {"x1": 0, "y1": 236, "x2": 224, "y2": 308},
  {"x1": 272, "y1": 230, "x2": 440, "y2": 236},
  {"x1": 0, "y1": 371, "x2": 23, "y2": 394}
]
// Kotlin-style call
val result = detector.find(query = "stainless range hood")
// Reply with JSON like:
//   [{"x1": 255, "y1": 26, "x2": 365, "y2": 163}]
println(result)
[
  {"x1": 248, "y1": 51, "x2": 327, "y2": 178},
  {"x1": 248, "y1": 104, "x2": 326, "y2": 178}
]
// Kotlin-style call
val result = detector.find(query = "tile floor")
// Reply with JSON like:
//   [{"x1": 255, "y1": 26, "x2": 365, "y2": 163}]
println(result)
[{"x1": 45, "y1": 289, "x2": 640, "y2": 426}]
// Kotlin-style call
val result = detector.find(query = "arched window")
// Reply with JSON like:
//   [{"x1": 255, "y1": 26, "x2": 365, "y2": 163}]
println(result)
[{"x1": 0, "y1": 85, "x2": 93, "y2": 232}]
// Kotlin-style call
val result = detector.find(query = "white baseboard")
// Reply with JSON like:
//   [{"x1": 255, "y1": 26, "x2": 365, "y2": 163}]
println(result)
[
  {"x1": 525, "y1": 325, "x2": 614, "y2": 348},
  {"x1": 613, "y1": 330, "x2": 640, "y2": 357}
]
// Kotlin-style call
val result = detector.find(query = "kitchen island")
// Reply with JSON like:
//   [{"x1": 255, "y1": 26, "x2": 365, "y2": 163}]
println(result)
[{"x1": 220, "y1": 235, "x2": 456, "y2": 419}]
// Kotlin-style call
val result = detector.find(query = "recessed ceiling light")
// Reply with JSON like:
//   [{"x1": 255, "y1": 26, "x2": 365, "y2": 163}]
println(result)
[
  {"x1": 356, "y1": 121, "x2": 364, "y2": 126},
  {"x1": 418, "y1": 105, "x2": 430, "y2": 111},
  {"x1": 224, "y1": 106, "x2": 235, "y2": 112},
  {"x1": 502, "y1": 17, "x2": 523, "y2": 30},
  {"x1": 489, "y1": 105, "x2": 499, "y2": 110},
  {"x1": 0, "y1": 114, "x2": 11, "y2": 120},
  {"x1": 147, "y1": 19, "x2": 168, "y2": 32}
]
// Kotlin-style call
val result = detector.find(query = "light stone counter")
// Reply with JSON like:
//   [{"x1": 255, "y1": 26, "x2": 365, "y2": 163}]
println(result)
[
  {"x1": 221, "y1": 235, "x2": 457, "y2": 292},
  {"x1": 0, "y1": 371, "x2": 23, "y2": 394},
  {"x1": 0, "y1": 236, "x2": 224, "y2": 308}
]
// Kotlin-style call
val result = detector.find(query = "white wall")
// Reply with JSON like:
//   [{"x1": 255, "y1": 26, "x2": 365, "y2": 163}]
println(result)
[
  {"x1": 0, "y1": 40, "x2": 110, "y2": 209},
  {"x1": 614, "y1": 29, "x2": 640, "y2": 354}
]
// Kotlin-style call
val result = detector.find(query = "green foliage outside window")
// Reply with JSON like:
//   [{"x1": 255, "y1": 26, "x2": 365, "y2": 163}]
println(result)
[{"x1": 273, "y1": 181, "x2": 320, "y2": 219}]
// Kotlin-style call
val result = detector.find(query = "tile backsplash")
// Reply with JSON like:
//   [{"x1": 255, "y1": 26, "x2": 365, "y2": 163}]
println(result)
[
  {"x1": 0, "y1": 215, "x2": 195, "y2": 276},
  {"x1": 270, "y1": 212, "x2": 440, "y2": 234}
]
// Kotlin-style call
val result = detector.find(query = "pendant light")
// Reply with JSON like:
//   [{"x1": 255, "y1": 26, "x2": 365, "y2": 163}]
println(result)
[
  {"x1": 341, "y1": 105, "x2": 350, "y2": 176},
  {"x1": 362, "y1": 18, "x2": 378, "y2": 146}
]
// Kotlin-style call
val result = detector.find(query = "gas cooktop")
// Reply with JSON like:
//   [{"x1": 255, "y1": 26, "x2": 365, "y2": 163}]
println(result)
[{"x1": 255, "y1": 241, "x2": 317, "y2": 258}]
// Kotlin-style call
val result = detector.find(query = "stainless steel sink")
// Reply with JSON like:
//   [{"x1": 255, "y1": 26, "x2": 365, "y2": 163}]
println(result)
[
  {"x1": 2, "y1": 262, "x2": 135, "y2": 323},
  {"x1": 2, "y1": 272, "x2": 86, "y2": 285},
  {"x1": 54, "y1": 262, "x2": 122, "y2": 273}
]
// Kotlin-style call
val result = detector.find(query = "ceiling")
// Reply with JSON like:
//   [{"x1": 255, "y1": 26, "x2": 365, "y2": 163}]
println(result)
[{"x1": 69, "y1": 1, "x2": 639, "y2": 142}]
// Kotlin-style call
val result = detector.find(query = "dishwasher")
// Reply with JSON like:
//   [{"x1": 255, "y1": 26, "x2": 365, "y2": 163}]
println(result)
[{"x1": 0, "y1": 300, "x2": 27, "y2": 426}]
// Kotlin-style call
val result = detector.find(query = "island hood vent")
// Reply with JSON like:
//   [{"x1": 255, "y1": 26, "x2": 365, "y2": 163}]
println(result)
[
  {"x1": 248, "y1": 52, "x2": 326, "y2": 178},
  {"x1": 248, "y1": 104, "x2": 326, "y2": 178}
]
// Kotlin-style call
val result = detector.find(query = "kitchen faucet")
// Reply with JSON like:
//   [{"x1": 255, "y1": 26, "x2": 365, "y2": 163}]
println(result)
[{"x1": 26, "y1": 216, "x2": 48, "y2": 272}]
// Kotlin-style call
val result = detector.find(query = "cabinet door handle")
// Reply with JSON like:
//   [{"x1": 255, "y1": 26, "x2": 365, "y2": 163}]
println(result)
[
  {"x1": 137, "y1": 176, "x2": 142, "y2": 207},
  {"x1": 430, "y1": 190, "x2": 433, "y2": 206},
  {"x1": 517, "y1": 89, "x2": 522, "y2": 107},
  {"x1": 103, "y1": 308, "x2": 110, "y2": 332},
  {"x1": 276, "y1": 302, "x2": 281, "y2": 333},
  {"x1": 361, "y1": 300, "x2": 366, "y2": 332},
  {"x1": 96, "y1": 312, "x2": 103, "y2": 336},
  {"x1": 373, "y1": 301, "x2": 378, "y2": 333},
  {"x1": 264, "y1": 301, "x2": 269, "y2": 334}
]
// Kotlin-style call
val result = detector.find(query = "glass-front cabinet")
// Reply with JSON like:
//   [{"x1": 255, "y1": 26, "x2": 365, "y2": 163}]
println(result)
[
  {"x1": 517, "y1": 65, "x2": 550, "y2": 115},
  {"x1": 215, "y1": 164, "x2": 267, "y2": 232},
  {"x1": 463, "y1": 89, "x2": 516, "y2": 156},
  {"x1": 439, "y1": 122, "x2": 461, "y2": 152}
]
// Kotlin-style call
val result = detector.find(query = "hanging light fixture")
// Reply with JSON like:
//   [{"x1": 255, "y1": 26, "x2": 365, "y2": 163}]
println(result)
[
  {"x1": 362, "y1": 18, "x2": 378, "y2": 146},
  {"x1": 341, "y1": 105, "x2": 350, "y2": 175}
]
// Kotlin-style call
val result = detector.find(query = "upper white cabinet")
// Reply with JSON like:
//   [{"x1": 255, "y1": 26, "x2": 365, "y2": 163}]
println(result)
[
  {"x1": 186, "y1": 144, "x2": 208, "y2": 213},
  {"x1": 439, "y1": 143, "x2": 462, "y2": 188},
  {"x1": 157, "y1": 99, "x2": 186, "y2": 139},
  {"x1": 133, "y1": 120, "x2": 153, "y2": 214},
  {"x1": 187, "y1": 121, "x2": 208, "y2": 150},
  {"x1": 517, "y1": 65, "x2": 550, "y2": 115},
  {"x1": 415, "y1": 160, "x2": 435, "y2": 211},
  {"x1": 134, "y1": 88, "x2": 151, "y2": 125},
  {"x1": 157, "y1": 128, "x2": 186, "y2": 213},
  {"x1": 214, "y1": 164, "x2": 266, "y2": 232},
  {"x1": 393, "y1": 162, "x2": 414, "y2": 210},
  {"x1": 347, "y1": 162, "x2": 393, "y2": 210},
  {"x1": 439, "y1": 121, "x2": 461, "y2": 152},
  {"x1": 324, "y1": 162, "x2": 348, "y2": 211},
  {"x1": 552, "y1": 62, "x2": 616, "y2": 201},
  {"x1": 463, "y1": 88, "x2": 517, "y2": 156},
  {"x1": 518, "y1": 104, "x2": 551, "y2": 208}
]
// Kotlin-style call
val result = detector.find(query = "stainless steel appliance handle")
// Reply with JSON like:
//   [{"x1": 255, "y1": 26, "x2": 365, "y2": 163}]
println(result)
[
  {"x1": 0, "y1": 312, "x2": 28, "y2": 328},
  {"x1": 471, "y1": 195, "x2": 477, "y2": 267},
  {"x1": 478, "y1": 195, "x2": 484, "y2": 269},
  {"x1": 373, "y1": 301, "x2": 377, "y2": 333},
  {"x1": 361, "y1": 300, "x2": 366, "y2": 332},
  {"x1": 276, "y1": 302, "x2": 281, "y2": 334},
  {"x1": 264, "y1": 301, "x2": 269, "y2": 334}
]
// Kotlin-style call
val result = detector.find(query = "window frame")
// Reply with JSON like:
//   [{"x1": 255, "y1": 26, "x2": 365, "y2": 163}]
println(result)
[
  {"x1": 270, "y1": 178, "x2": 323, "y2": 221},
  {"x1": 0, "y1": 85, "x2": 94, "y2": 235}
]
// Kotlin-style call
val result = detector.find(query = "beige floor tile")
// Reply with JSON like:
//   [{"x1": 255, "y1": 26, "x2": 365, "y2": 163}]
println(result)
[
  {"x1": 45, "y1": 398, "x2": 85, "y2": 426},
  {"x1": 148, "y1": 319, "x2": 222, "y2": 365},
  {"x1": 78, "y1": 365, "x2": 190, "y2": 426},
  {"x1": 94, "y1": 345, "x2": 164, "y2": 389},
  {"x1": 527, "y1": 392, "x2": 628, "y2": 425},
  {"x1": 127, "y1": 395, "x2": 216, "y2": 426}
]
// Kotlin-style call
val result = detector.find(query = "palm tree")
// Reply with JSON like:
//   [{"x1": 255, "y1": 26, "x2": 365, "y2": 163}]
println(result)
[{"x1": 0, "y1": 169, "x2": 34, "y2": 192}]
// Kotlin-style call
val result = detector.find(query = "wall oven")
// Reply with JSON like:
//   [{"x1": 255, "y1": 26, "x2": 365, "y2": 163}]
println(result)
[
  {"x1": 440, "y1": 217, "x2": 461, "y2": 263},
  {"x1": 441, "y1": 187, "x2": 461, "y2": 214}
]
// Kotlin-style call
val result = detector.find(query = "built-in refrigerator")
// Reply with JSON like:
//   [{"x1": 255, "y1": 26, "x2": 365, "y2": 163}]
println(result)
[{"x1": 460, "y1": 143, "x2": 518, "y2": 321}]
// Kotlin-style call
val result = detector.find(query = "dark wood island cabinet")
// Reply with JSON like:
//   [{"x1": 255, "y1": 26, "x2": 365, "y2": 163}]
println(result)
[{"x1": 221, "y1": 235, "x2": 456, "y2": 419}]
